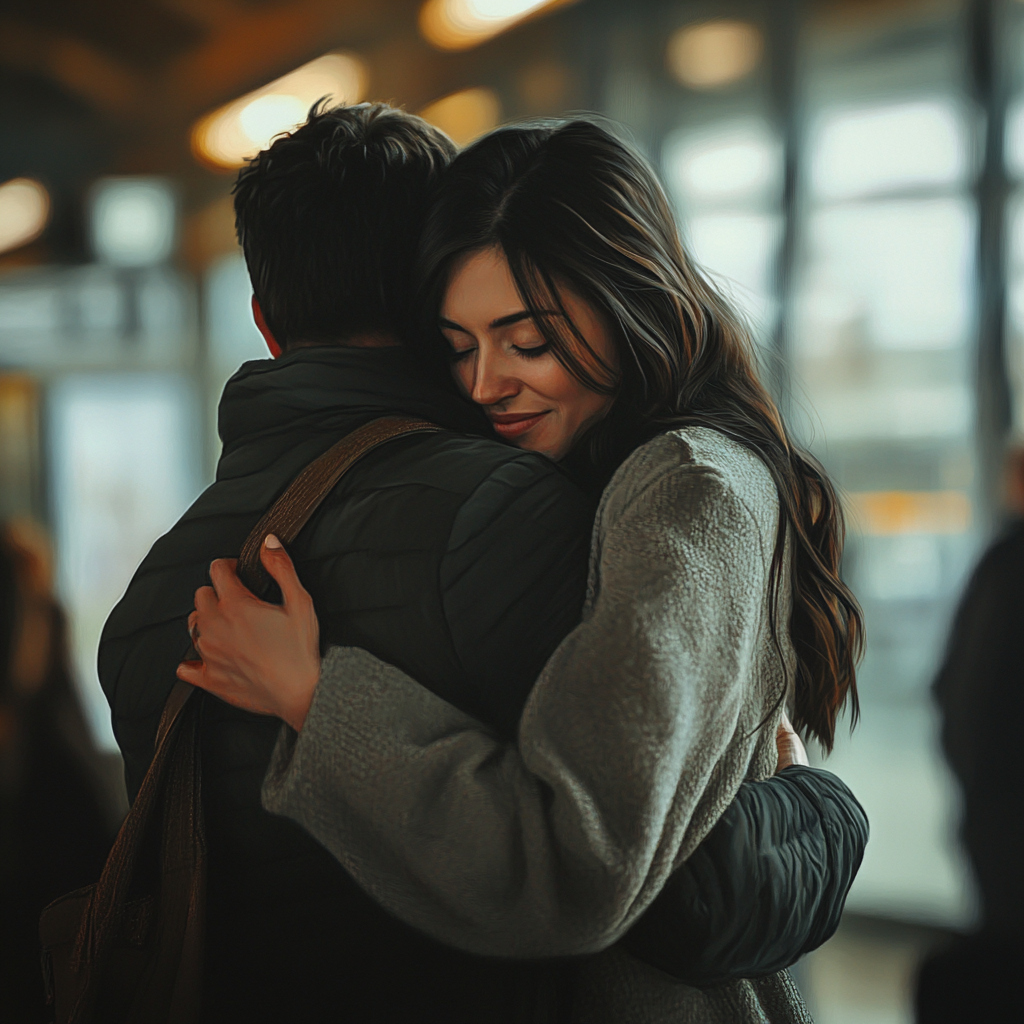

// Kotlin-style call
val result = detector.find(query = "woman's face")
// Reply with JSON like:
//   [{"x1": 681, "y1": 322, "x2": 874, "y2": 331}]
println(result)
[{"x1": 440, "y1": 247, "x2": 618, "y2": 461}]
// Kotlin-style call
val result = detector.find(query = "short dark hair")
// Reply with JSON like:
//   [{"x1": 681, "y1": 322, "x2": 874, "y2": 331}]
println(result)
[{"x1": 233, "y1": 102, "x2": 457, "y2": 348}]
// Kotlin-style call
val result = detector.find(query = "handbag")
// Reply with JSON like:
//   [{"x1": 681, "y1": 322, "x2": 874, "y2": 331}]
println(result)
[{"x1": 38, "y1": 415, "x2": 441, "y2": 1023}]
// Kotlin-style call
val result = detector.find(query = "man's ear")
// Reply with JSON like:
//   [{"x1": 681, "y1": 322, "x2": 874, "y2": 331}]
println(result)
[{"x1": 252, "y1": 296, "x2": 282, "y2": 359}]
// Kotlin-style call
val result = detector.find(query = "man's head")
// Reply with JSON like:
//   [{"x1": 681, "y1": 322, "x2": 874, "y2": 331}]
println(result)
[{"x1": 233, "y1": 102, "x2": 457, "y2": 351}]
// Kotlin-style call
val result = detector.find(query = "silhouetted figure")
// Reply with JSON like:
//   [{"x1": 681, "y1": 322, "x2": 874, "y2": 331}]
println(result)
[
  {"x1": 0, "y1": 521, "x2": 119, "y2": 1022},
  {"x1": 915, "y1": 452, "x2": 1024, "y2": 1022}
]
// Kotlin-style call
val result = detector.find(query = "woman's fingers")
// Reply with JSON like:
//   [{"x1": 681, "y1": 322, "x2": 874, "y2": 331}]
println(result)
[
  {"x1": 176, "y1": 659, "x2": 204, "y2": 686},
  {"x1": 209, "y1": 558, "x2": 246, "y2": 601},
  {"x1": 260, "y1": 535, "x2": 309, "y2": 611},
  {"x1": 775, "y1": 711, "x2": 810, "y2": 771}
]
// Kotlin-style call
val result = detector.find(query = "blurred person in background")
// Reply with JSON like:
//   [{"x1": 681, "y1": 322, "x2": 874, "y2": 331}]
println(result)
[
  {"x1": 0, "y1": 520, "x2": 121, "y2": 1022},
  {"x1": 915, "y1": 445, "x2": 1024, "y2": 1022}
]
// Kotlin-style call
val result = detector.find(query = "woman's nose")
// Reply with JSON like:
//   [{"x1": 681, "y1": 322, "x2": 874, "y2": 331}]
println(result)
[{"x1": 470, "y1": 349, "x2": 520, "y2": 407}]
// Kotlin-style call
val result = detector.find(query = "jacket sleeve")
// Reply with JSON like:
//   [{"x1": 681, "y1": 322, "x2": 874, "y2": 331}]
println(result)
[
  {"x1": 621, "y1": 766, "x2": 869, "y2": 984},
  {"x1": 262, "y1": 453, "x2": 784, "y2": 958}
]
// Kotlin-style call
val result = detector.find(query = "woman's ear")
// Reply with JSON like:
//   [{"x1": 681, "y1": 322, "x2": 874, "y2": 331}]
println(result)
[{"x1": 252, "y1": 296, "x2": 283, "y2": 358}]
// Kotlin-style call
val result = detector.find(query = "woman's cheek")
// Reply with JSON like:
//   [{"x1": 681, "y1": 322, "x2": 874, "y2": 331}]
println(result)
[{"x1": 451, "y1": 360, "x2": 474, "y2": 397}]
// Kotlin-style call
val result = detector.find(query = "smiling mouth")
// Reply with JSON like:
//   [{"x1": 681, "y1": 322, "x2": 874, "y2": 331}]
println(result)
[{"x1": 488, "y1": 411, "x2": 550, "y2": 440}]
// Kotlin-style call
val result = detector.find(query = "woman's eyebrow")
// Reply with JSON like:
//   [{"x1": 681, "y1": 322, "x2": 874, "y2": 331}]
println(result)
[
  {"x1": 489, "y1": 309, "x2": 559, "y2": 328},
  {"x1": 440, "y1": 310, "x2": 561, "y2": 332}
]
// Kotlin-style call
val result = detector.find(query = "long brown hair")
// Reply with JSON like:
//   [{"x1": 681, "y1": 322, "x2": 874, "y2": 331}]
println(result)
[{"x1": 415, "y1": 119, "x2": 862, "y2": 751}]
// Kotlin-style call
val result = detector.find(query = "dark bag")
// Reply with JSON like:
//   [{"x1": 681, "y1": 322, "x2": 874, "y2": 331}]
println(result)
[{"x1": 38, "y1": 416, "x2": 440, "y2": 1024}]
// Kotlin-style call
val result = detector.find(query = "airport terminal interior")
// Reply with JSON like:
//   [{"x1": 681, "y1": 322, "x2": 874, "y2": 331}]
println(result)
[{"x1": 3, "y1": 1, "x2": 1023, "y2": 1021}]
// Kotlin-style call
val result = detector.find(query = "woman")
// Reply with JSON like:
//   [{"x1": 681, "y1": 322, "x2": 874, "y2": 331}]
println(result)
[{"x1": 181, "y1": 120, "x2": 861, "y2": 1022}]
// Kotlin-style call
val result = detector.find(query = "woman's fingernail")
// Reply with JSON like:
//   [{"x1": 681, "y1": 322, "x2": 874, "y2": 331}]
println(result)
[{"x1": 264, "y1": 534, "x2": 282, "y2": 549}]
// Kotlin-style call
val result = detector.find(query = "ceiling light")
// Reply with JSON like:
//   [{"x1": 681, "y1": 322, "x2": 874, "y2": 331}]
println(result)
[
  {"x1": 419, "y1": 0, "x2": 575, "y2": 52},
  {"x1": 666, "y1": 20, "x2": 763, "y2": 91},
  {"x1": 90, "y1": 178, "x2": 176, "y2": 267},
  {"x1": 192, "y1": 52, "x2": 367, "y2": 171},
  {"x1": 419, "y1": 88, "x2": 502, "y2": 147},
  {"x1": 0, "y1": 178, "x2": 50, "y2": 256}
]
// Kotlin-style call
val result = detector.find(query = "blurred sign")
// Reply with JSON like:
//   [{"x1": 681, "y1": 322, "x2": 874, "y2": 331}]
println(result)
[{"x1": 0, "y1": 265, "x2": 193, "y2": 368}]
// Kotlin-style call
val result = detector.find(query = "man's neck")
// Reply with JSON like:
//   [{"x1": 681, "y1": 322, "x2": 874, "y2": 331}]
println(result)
[{"x1": 286, "y1": 332, "x2": 401, "y2": 351}]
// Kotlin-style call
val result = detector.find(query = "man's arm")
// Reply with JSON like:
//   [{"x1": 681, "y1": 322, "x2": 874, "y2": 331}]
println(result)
[{"x1": 621, "y1": 767, "x2": 868, "y2": 984}]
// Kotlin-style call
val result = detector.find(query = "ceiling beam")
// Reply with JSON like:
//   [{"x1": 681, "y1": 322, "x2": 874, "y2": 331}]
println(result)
[{"x1": 0, "y1": 19, "x2": 145, "y2": 118}]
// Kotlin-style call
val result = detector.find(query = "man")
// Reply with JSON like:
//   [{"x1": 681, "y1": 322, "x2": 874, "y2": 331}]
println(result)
[{"x1": 100, "y1": 102, "x2": 865, "y2": 1022}]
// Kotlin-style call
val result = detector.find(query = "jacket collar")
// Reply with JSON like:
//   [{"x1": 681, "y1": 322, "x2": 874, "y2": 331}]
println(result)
[{"x1": 218, "y1": 346, "x2": 490, "y2": 451}]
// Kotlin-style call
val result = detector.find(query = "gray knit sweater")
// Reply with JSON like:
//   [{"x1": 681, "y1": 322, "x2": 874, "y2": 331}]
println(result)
[{"x1": 262, "y1": 426, "x2": 812, "y2": 1023}]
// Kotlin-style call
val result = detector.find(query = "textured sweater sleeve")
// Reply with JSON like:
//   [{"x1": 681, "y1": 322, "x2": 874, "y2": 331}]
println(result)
[{"x1": 262, "y1": 445, "x2": 776, "y2": 958}]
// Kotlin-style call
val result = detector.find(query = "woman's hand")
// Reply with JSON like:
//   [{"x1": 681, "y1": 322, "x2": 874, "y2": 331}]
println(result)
[
  {"x1": 775, "y1": 711, "x2": 810, "y2": 771},
  {"x1": 176, "y1": 536, "x2": 321, "y2": 732}
]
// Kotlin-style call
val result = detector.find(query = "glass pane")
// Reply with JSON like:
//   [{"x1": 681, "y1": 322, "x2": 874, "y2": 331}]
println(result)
[
  {"x1": 808, "y1": 99, "x2": 966, "y2": 200},
  {"x1": 205, "y1": 253, "x2": 267, "y2": 385},
  {"x1": 662, "y1": 118, "x2": 780, "y2": 210},
  {"x1": 1004, "y1": 193, "x2": 1024, "y2": 431},
  {"x1": 48, "y1": 374, "x2": 201, "y2": 749},
  {"x1": 0, "y1": 265, "x2": 191, "y2": 368},
  {"x1": 686, "y1": 211, "x2": 780, "y2": 332},
  {"x1": 795, "y1": 198, "x2": 973, "y2": 356},
  {"x1": 1005, "y1": 98, "x2": 1024, "y2": 180}
]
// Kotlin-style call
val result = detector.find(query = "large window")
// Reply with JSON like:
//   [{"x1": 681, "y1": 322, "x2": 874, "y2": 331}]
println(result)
[
  {"x1": 792, "y1": 29, "x2": 977, "y2": 924},
  {"x1": 600, "y1": 0, "x2": 1013, "y2": 930}
]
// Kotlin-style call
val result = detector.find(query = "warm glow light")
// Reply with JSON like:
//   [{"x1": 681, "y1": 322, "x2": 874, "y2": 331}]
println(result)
[
  {"x1": 419, "y1": 88, "x2": 502, "y2": 147},
  {"x1": 419, "y1": 0, "x2": 575, "y2": 51},
  {"x1": 666, "y1": 20, "x2": 763, "y2": 90},
  {"x1": 848, "y1": 491, "x2": 972, "y2": 536},
  {"x1": 0, "y1": 178, "x2": 50, "y2": 255},
  {"x1": 192, "y1": 52, "x2": 367, "y2": 171}
]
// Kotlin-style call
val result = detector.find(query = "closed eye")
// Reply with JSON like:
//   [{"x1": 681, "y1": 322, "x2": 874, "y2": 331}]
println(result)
[{"x1": 512, "y1": 341, "x2": 551, "y2": 359}]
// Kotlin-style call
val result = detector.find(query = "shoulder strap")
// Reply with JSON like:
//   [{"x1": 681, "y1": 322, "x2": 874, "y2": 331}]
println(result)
[{"x1": 237, "y1": 415, "x2": 441, "y2": 599}]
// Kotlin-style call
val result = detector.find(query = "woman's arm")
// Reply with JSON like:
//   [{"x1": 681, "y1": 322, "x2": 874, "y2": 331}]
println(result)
[
  {"x1": 184, "y1": 540, "x2": 868, "y2": 980},
  {"x1": 187, "y1": 450, "x2": 778, "y2": 958}
]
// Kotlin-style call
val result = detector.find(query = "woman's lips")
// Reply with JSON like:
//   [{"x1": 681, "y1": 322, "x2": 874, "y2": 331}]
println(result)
[{"x1": 488, "y1": 411, "x2": 550, "y2": 440}]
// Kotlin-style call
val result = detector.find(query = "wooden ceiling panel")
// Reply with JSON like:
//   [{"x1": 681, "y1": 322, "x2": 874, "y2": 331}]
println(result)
[{"x1": 0, "y1": 0, "x2": 203, "y2": 71}]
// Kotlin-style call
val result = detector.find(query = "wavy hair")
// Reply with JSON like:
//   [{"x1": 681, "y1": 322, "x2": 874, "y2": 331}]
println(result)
[{"x1": 414, "y1": 120, "x2": 862, "y2": 750}]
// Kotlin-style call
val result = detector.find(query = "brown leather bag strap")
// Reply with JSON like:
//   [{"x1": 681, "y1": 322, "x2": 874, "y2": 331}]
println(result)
[
  {"x1": 156, "y1": 680, "x2": 195, "y2": 750},
  {"x1": 237, "y1": 415, "x2": 440, "y2": 599}
]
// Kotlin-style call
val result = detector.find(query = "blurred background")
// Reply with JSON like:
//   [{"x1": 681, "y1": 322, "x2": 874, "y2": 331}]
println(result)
[{"x1": 1, "y1": 0, "x2": 1021, "y2": 1020}]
